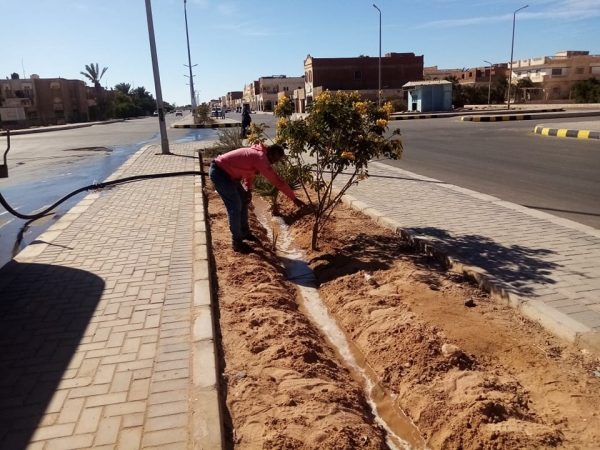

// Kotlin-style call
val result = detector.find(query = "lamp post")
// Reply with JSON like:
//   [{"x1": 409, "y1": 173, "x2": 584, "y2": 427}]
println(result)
[
  {"x1": 484, "y1": 60, "x2": 493, "y2": 106},
  {"x1": 507, "y1": 4, "x2": 528, "y2": 110},
  {"x1": 144, "y1": 0, "x2": 170, "y2": 154},
  {"x1": 373, "y1": 4, "x2": 382, "y2": 107},
  {"x1": 183, "y1": 0, "x2": 197, "y2": 110}
]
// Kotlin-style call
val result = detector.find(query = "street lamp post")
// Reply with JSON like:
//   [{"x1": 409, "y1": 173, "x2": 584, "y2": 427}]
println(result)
[
  {"x1": 507, "y1": 4, "x2": 528, "y2": 110},
  {"x1": 484, "y1": 60, "x2": 493, "y2": 106},
  {"x1": 373, "y1": 4, "x2": 382, "y2": 107},
  {"x1": 183, "y1": 0, "x2": 197, "y2": 110},
  {"x1": 144, "y1": 0, "x2": 170, "y2": 154}
]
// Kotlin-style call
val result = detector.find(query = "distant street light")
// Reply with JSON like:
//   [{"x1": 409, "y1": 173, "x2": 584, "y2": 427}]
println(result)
[
  {"x1": 373, "y1": 4, "x2": 382, "y2": 107},
  {"x1": 144, "y1": 0, "x2": 170, "y2": 154},
  {"x1": 484, "y1": 60, "x2": 493, "y2": 106},
  {"x1": 183, "y1": 0, "x2": 197, "y2": 110},
  {"x1": 507, "y1": 4, "x2": 528, "y2": 110}
]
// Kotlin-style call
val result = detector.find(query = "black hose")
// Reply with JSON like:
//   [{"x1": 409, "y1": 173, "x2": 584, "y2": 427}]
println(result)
[{"x1": 0, "y1": 171, "x2": 204, "y2": 221}]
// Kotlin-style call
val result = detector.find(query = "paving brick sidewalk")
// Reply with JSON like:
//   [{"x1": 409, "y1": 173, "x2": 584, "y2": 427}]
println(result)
[
  {"x1": 337, "y1": 162, "x2": 600, "y2": 352},
  {"x1": 0, "y1": 143, "x2": 221, "y2": 449}
]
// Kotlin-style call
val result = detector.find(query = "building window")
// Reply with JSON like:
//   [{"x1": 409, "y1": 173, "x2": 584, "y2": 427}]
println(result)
[
  {"x1": 50, "y1": 81, "x2": 61, "y2": 89},
  {"x1": 551, "y1": 68, "x2": 563, "y2": 76},
  {"x1": 354, "y1": 70, "x2": 362, "y2": 80},
  {"x1": 575, "y1": 67, "x2": 584, "y2": 74}
]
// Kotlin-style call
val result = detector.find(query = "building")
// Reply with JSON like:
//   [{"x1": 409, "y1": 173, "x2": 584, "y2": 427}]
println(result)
[
  {"x1": 255, "y1": 75, "x2": 304, "y2": 112},
  {"x1": 510, "y1": 50, "x2": 600, "y2": 101},
  {"x1": 403, "y1": 80, "x2": 452, "y2": 112},
  {"x1": 424, "y1": 64, "x2": 509, "y2": 87},
  {"x1": 225, "y1": 91, "x2": 243, "y2": 110},
  {"x1": 0, "y1": 75, "x2": 89, "y2": 128},
  {"x1": 302, "y1": 52, "x2": 424, "y2": 109}
]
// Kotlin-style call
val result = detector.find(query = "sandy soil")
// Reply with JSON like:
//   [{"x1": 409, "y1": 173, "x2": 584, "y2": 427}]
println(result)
[{"x1": 207, "y1": 183, "x2": 600, "y2": 449}]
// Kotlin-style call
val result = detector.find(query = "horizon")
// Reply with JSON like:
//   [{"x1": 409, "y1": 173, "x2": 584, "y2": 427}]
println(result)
[{"x1": 2, "y1": 0, "x2": 599, "y2": 106}]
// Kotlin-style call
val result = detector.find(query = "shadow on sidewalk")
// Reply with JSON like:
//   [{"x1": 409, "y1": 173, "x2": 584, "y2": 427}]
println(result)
[
  {"x1": 409, "y1": 227, "x2": 559, "y2": 296},
  {"x1": 0, "y1": 261, "x2": 104, "y2": 449}
]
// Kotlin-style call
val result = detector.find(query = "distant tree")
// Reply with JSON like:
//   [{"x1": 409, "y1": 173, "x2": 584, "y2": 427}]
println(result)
[
  {"x1": 444, "y1": 75, "x2": 465, "y2": 107},
  {"x1": 10, "y1": 73, "x2": 19, "y2": 80},
  {"x1": 515, "y1": 77, "x2": 534, "y2": 102},
  {"x1": 80, "y1": 63, "x2": 108, "y2": 89},
  {"x1": 114, "y1": 91, "x2": 142, "y2": 118},
  {"x1": 572, "y1": 78, "x2": 600, "y2": 103},
  {"x1": 130, "y1": 86, "x2": 156, "y2": 116},
  {"x1": 491, "y1": 76, "x2": 508, "y2": 104},
  {"x1": 81, "y1": 63, "x2": 109, "y2": 120},
  {"x1": 114, "y1": 83, "x2": 131, "y2": 95}
]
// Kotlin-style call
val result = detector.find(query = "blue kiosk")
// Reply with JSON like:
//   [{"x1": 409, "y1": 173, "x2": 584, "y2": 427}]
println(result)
[{"x1": 403, "y1": 80, "x2": 452, "y2": 112}]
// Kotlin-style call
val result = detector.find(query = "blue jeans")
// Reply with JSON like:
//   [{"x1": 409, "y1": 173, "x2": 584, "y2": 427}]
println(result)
[{"x1": 209, "y1": 163, "x2": 249, "y2": 241}]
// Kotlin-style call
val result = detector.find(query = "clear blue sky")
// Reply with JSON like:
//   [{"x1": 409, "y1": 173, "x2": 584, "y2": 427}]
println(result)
[{"x1": 2, "y1": 0, "x2": 599, "y2": 106}]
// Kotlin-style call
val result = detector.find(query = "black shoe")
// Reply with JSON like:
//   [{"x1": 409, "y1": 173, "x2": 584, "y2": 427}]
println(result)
[
  {"x1": 232, "y1": 240, "x2": 252, "y2": 254},
  {"x1": 243, "y1": 233, "x2": 260, "y2": 243}
]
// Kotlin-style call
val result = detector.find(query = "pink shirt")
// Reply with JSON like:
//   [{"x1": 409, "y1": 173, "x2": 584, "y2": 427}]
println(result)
[{"x1": 214, "y1": 143, "x2": 297, "y2": 201}]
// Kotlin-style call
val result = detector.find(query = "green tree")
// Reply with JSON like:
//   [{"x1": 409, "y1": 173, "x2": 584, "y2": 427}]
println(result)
[
  {"x1": 572, "y1": 78, "x2": 600, "y2": 103},
  {"x1": 81, "y1": 63, "x2": 109, "y2": 120},
  {"x1": 130, "y1": 86, "x2": 155, "y2": 115},
  {"x1": 515, "y1": 77, "x2": 534, "y2": 102},
  {"x1": 114, "y1": 83, "x2": 131, "y2": 95},
  {"x1": 275, "y1": 91, "x2": 403, "y2": 249}
]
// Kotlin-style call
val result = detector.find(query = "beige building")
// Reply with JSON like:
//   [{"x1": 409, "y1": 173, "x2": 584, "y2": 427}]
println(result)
[
  {"x1": 511, "y1": 50, "x2": 600, "y2": 101},
  {"x1": 255, "y1": 76, "x2": 304, "y2": 112},
  {"x1": 1, "y1": 75, "x2": 89, "y2": 127}
]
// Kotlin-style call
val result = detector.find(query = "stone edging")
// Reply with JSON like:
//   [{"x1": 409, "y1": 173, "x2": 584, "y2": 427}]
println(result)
[
  {"x1": 533, "y1": 125, "x2": 600, "y2": 140},
  {"x1": 190, "y1": 151, "x2": 225, "y2": 448},
  {"x1": 339, "y1": 193, "x2": 600, "y2": 354},
  {"x1": 461, "y1": 110, "x2": 600, "y2": 122}
]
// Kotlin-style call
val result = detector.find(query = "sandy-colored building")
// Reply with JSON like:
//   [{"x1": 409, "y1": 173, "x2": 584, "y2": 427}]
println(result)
[
  {"x1": 255, "y1": 75, "x2": 304, "y2": 112},
  {"x1": 424, "y1": 64, "x2": 509, "y2": 87},
  {"x1": 0, "y1": 75, "x2": 89, "y2": 128},
  {"x1": 511, "y1": 50, "x2": 600, "y2": 101}
]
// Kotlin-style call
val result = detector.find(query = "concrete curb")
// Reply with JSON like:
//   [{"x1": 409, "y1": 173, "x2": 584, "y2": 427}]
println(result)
[
  {"x1": 173, "y1": 123, "x2": 240, "y2": 129},
  {"x1": 390, "y1": 108, "x2": 563, "y2": 121},
  {"x1": 461, "y1": 110, "x2": 600, "y2": 122},
  {"x1": 533, "y1": 125, "x2": 600, "y2": 140},
  {"x1": 0, "y1": 119, "x2": 125, "y2": 136},
  {"x1": 190, "y1": 152, "x2": 225, "y2": 449},
  {"x1": 339, "y1": 192, "x2": 600, "y2": 355}
]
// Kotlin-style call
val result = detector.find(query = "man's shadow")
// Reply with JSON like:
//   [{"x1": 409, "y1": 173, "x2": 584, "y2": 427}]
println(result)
[{"x1": 0, "y1": 261, "x2": 104, "y2": 449}]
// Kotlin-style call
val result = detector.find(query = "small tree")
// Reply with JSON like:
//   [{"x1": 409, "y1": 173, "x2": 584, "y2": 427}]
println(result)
[
  {"x1": 276, "y1": 91, "x2": 403, "y2": 249},
  {"x1": 572, "y1": 78, "x2": 600, "y2": 103},
  {"x1": 196, "y1": 103, "x2": 211, "y2": 124}
]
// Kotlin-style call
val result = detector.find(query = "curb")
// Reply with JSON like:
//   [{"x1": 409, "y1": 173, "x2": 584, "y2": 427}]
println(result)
[
  {"x1": 173, "y1": 123, "x2": 240, "y2": 129},
  {"x1": 533, "y1": 125, "x2": 600, "y2": 140},
  {"x1": 190, "y1": 151, "x2": 225, "y2": 449},
  {"x1": 461, "y1": 110, "x2": 600, "y2": 122},
  {"x1": 339, "y1": 192, "x2": 600, "y2": 355},
  {"x1": 0, "y1": 119, "x2": 125, "y2": 136},
  {"x1": 390, "y1": 108, "x2": 563, "y2": 121}
]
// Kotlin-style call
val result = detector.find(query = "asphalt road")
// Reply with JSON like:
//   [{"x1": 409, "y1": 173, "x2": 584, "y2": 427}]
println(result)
[
  {"x1": 386, "y1": 116, "x2": 600, "y2": 229},
  {"x1": 0, "y1": 115, "x2": 218, "y2": 268}
]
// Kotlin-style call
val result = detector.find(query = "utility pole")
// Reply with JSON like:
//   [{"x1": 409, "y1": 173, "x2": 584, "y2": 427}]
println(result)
[
  {"x1": 184, "y1": 0, "x2": 197, "y2": 110},
  {"x1": 144, "y1": 0, "x2": 170, "y2": 154},
  {"x1": 373, "y1": 4, "x2": 382, "y2": 107},
  {"x1": 507, "y1": 4, "x2": 528, "y2": 111},
  {"x1": 484, "y1": 60, "x2": 493, "y2": 106}
]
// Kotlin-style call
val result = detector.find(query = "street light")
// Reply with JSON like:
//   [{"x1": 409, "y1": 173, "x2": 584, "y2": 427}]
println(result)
[
  {"x1": 183, "y1": 0, "x2": 197, "y2": 110},
  {"x1": 144, "y1": 0, "x2": 170, "y2": 154},
  {"x1": 484, "y1": 60, "x2": 493, "y2": 106},
  {"x1": 373, "y1": 4, "x2": 382, "y2": 107},
  {"x1": 507, "y1": 4, "x2": 528, "y2": 110}
]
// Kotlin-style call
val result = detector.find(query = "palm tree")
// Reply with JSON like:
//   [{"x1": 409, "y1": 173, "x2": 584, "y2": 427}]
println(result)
[
  {"x1": 114, "y1": 83, "x2": 131, "y2": 95},
  {"x1": 80, "y1": 63, "x2": 108, "y2": 90}
]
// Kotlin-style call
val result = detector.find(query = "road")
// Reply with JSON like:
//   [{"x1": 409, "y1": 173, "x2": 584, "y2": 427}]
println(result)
[
  {"x1": 0, "y1": 115, "x2": 218, "y2": 268},
  {"x1": 253, "y1": 113, "x2": 600, "y2": 229}
]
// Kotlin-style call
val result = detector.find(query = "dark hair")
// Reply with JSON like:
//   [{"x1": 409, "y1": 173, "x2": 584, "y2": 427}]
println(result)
[{"x1": 267, "y1": 144, "x2": 285, "y2": 159}]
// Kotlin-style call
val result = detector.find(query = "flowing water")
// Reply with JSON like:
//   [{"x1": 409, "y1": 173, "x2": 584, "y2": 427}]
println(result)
[{"x1": 255, "y1": 201, "x2": 426, "y2": 450}]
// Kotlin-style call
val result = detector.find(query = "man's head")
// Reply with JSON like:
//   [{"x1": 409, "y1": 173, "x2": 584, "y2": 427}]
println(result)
[{"x1": 266, "y1": 144, "x2": 285, "y2": 164}]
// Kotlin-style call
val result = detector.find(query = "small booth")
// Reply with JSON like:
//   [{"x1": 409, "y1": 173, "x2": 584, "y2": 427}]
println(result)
[{"x1": 403, "y1": 80, "x2": 452, "y2": 112}]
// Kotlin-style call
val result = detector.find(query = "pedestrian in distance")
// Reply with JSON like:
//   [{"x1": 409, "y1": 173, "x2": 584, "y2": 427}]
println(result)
[
  {"x1": 240, "y1": 104, "x2": 252, "y2": 139},
  {"x1": 209, "y1": 143, "x2": 306, "y2": 253}
]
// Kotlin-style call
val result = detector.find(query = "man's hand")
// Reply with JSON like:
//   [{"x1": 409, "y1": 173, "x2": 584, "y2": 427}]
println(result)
[{"x1": 293, "y1": 198, "x2": 306, "y2": 208}]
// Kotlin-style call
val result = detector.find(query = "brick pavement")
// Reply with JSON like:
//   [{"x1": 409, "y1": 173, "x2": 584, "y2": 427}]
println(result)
[
  {"x1": 336, "y1": 161, "x2": 600, "y2": 352},
  {"x1": 0, "y1": 143, "x2": 221, "y2": 449}
]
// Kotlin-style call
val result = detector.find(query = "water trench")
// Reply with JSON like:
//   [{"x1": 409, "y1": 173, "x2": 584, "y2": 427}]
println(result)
[{"x1": 254, "y1": 200, "x2": 426, "y2": 450}]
